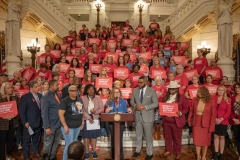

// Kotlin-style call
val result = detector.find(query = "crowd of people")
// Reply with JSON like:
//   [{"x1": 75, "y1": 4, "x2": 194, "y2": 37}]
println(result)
[{"x1": 0, "y1": 19, "x2": 239, "y2": 160}]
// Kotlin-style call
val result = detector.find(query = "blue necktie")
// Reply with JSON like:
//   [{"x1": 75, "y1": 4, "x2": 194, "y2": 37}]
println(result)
[{"x1": 140, "y1": 89, "x2": 144, "y2": 103}]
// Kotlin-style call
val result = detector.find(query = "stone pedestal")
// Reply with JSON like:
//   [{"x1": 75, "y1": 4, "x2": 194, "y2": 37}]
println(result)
[
  {"x1": 217, "y1": 57, "x2": 235, "y2": 82},
  {"x1": 5, "y1": 55, "x2": 22, "y2": 79}
]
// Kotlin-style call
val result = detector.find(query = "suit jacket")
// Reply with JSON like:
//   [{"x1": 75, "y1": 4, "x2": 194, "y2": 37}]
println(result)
[
  {"x1": 188, "y1": 97, "x2": 216, "y2": 132},
  {"x1": 230, "y1": 95, "x2": 240, "y2": 124},
  {"x1": 19, "y1": 92, "x2": 42, "y2": 128},
  {"x1": 41, "y1": 91, "x2": 61, "y2": 129},
  {"x1": 162, "y1": 95, "x2": 189, "y2": 128},
  {"x1": 82, "y1": 95, "x2": 104, "y2": 120},
  {"x1": 130, "y1": 86, "x2": 158, "y2": 123},
  {"x1": 214, "y1": 96, "x2": 231, "y2": 125},
  {"x1": 80, "y1": 32, "x2": 92, "y2": 41}
]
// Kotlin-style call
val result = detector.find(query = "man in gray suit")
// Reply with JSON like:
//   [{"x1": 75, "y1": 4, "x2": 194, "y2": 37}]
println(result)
[
  {"x1": 130, "y1": 76, "x2": 158, "y2": 160},
  {"x1": 41, "y1": 80, "x2": 62, "y2": 160}
]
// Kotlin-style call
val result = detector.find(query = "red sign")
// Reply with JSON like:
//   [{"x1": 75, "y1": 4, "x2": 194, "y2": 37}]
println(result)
[
  {"x1": 139, "y1": 65, "x2": 148, "y2": 73},
  {"x1": 139, "y1": 52, "x2": 152, "y2": 60},
  {"x1": 159, "y1": 103, "x2": 178, "y2": 117},
  {"x1": 129, "y1": 54, "x2": 137, "y2": 61},
  {"x1": 70, "y1": 68, "x2": 84, "y2": 78},
  {"x1": 0, "y1": 101, "x2": 18, "y2": 117},
  {"x1": 66, "y1": 55, "x2": 75, "y2": 62},
  {"x1": 136, "y1": 27, "x2": 145, "y2": 32},
  {"x1": 120, "y1": 88, "x2": 133, "y2": 99},
  {"x1": 51, "y1": 50, "x2": 61, "y2": 58},
  {"x1": 184, "y1": 58, "x2": 191, "y2": 66},
  {"x1": 151, "y1": 70, "x2": 166, "y2": 79},
  {"x1": 114, "y1": 68, "x2": 129, "y2": 79},
  {"x1": 129, "y1": 35, "x2": 139, "y2": 40},
  {"x1": 108, "y1": 42, "x2": 117, "y2": 48},
  {"x1": 22, "y1": 69, "x2": 34, "y2": 82},
  {"x1": 117, "y1": 52, "x2": 126, "y2": 56},
  {"x1": 105, "y1": 53, "x2": 118, "y2": 62},
  {"x1": 123, "y1": 27, "x2": 129, "y2": 31},
  {"x1": 205, "y1": 69, "x2": 220, "y2": 79},
  {"x1": 150, "y1": 23, "x2": 158, "y2": 29},
  {"x1": 76, "y1": 40, "x2": 84, "y2": 48},
  {"x1": 189, "y1": 88, "x2": 199, "y2": 99},
  {"x1": 171, "y1": 56, "x2": 185, "y2": 64},
  {"x1": 60, "y1": 44, "x2": 70, "y2": 52},
  {"x1": 181, "y1": 42, "x2": 189, "y2": 49},
  {"x1": 88, "y1": 38, "x2": 100, "y2": 45},
  {"x1": 185, "y1": 69, "x2": 198, "y2": 80},
  {"x1": 89, "y1": 64, "x2": 102, "y2": 73},
  {"x1": 206, "y1": 85, "x2": 218, "y2": 95},
  {"x1": 122, "y1": 39, "x2": 133, "y2": 46},
  {"x1": 59, "y1": 64, "x2": 70, "y2": 73},
  {"x1": 116, "y1": 34, "x2": 123, "y2": 40},
  {"x1": 95, "y1": 77, "x2": 113, "y2": 88},
  {"x1": 37, "y1": 56, "x2": 46, "y2": 64},
  {"x1": 16, "y1": 89, "x2": 28, "y2": 99}
]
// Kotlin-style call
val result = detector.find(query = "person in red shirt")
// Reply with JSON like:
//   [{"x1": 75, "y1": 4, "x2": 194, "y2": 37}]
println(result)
[
  {"x1": 149, "y1": 18, "x2": 160, "y2": 35},
  {"x1": 185, "y1": 60, "x2": 194, "y2": 71},
  {"x1": 203, "y1": 75, "x2": 218, "y2": 95},
  {"x1": 175, "y1": 42, "x2": 185, "y2": 56},
  {"x1": 221, "y1": 76, "x2": 234, "y2": 97},
  {"x1": 163, "y1": 38, "x2": 173, "y2": 50},
  {"x1": 41, "y1": 45, "x2": 56, "y2": 62},
  {"x1": 78, "y1": 24, "x2": 86, "y2": 34},
  {"x1": 128, "y1": 64, "x2": 144, "y2": 88},
  {"x1": 132, "y1": 39, "x2": 139, "y2": 53},
  {"x1": 63, "y1": 69, "x2": 75, "y2": 85},
  {"x1": 152, "y1": 76, "x2": 167, "y2": 102},
  {"x1": 150, "y1": 40, "x2": 159, "y2": 56},
  {"x1": 204, "y1": 59, "x2": 223, "y2": 85},
  {"x1": 149, "y1": 57, "x2": 165, "y2": 79},
  {"x1": 20, "y1": 77, "x2": 29, "y2": 90},
  {"x1": 9, "y1": 71, "x2": 21, "y2": 83},
  {"x1": 194, "y1": 49, "x2": 208, "y2": 84},
  {"x1": 103, "y1": 56, "x2": 116, "y2": 77},
  {"x1": 34, "y1": 63, "x2": 52, "y2": 81},
  {"x1": 175, "y1": 64, "x2": 188, "y2": 92},
  {"x1": 66, "y1": 30, "x2": 76, "y2": 44},
  {"x1": 70, "y1": 58, "x2": 80, "y2": 68},
  {"x1": 185, "y1": 76, "x2": 201, "y2": 105},
  {"x1": 82, "y1": 69, "x2": 94, "y2": 86}
]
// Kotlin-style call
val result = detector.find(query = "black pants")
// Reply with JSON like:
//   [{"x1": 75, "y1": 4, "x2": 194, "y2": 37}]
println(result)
[
  {"x1": 0, "y1": 120, "x2": 15, "y2": 160},
  {"x1": 109, "y1": 122, "x2": 125, "y2": 159},
  {"x1": 232, "y1": 125, "x2": 240, "y2": 154},
  {"x1": 199, "y1": 75, "x2": 204, "y2": 84}
]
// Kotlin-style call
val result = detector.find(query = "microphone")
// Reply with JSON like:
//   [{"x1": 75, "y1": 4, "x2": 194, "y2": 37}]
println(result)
[{"x1": 115, "y1": 96, "x2": 119, "y2": 113}]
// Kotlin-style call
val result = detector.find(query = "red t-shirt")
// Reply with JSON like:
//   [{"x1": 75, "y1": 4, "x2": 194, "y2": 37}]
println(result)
[
  {"x1": 204, "y1": 66, "x2": 223, "y2": 85},
  {"x1": 103, "y1": 64, "x2": 117, "y2": 77},
  {"x1": 34, "y1": 69, "x2": 52, "y2": 81},
  {"x1": 128, "y1": 72, "x2": 144, "y2": 88},
  {"x1": 82, "y1": 79, "x2": 94, "y2": 86},
  {"x1": 194, "y1": 57, "x2": 208, "y2": 75},
  {"x1": 175, "y1": 73, "x2": 188, "y2": 87},
  {"x1": 65, "y1": 36, "x2": 75, "y2": 44},
  {"x1": 152, "y1": 85, "x2": 167, "y2": 102},
  {"x1": 163, "y1": 45, "x2": 173, "y2": 50},
  {"x1": 41, "y1": 53, "x2": 57, "y2": 62}
]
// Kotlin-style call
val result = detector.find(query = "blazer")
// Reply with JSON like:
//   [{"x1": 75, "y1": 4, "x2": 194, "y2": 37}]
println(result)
[
  {"x1": 130, "y1": 86, "x2": 158, "y2": 123},
  {"x1": 162, "y1": 95, "x2": 189, "y2": 128},
  {"x1": 214, "y1": 96, "x2": 231, "y2": 125},
  {"x1": 19, "y1": 92, "x2": 42, "y2": 128},
  {"x1": 82, "y1": 95, "x2": 104, "y2": 120},
  {"x1": 188, "y1": 97, "x2": 216, "y2": 132},
  {"x1": 0, "y1": 95, "x2": 19, "y2": 130},
  {"x1": 41, "y1": 91, "x2": 61, "y2": 129},
  {"x1": 106, "y1": 98, "x2": 128, "y2": 113},
  {"x1": 230, "y1": 95, "x2": 240, "y2": 124}
]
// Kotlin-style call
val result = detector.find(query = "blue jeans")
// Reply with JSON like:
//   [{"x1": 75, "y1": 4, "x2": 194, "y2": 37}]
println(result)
[{"x1": 61, "y1": 127, "x2": 80, "y2": 160}]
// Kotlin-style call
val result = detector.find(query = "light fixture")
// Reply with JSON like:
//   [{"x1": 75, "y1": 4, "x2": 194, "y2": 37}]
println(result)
[
  {"x1": 197, "y1": 41, "x2": 211, "y2": 57},
  {"x1": 137, "y1": 0, "x2": 144, "y2": 26},
  {"x1": 27, "y1": 38, "x2": 41, "y2": 68},
  {"x1": 95, "y1": 0, "x2": 102, "y2": 31}
]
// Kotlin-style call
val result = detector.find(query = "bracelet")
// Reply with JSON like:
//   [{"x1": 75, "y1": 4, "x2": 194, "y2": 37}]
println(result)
[{"x1": 64, "y1": 126, "x2": 68, "y2": 129}]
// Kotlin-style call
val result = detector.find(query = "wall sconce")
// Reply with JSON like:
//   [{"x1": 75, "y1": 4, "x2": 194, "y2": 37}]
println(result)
[{"x1": 197, "y1": 41, "x2": 211, "y2": 57}]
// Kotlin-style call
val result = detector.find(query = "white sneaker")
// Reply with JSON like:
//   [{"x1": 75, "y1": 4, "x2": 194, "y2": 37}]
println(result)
[{"x1": 17, "y1": 144, "x2": 22, "y2": 150}]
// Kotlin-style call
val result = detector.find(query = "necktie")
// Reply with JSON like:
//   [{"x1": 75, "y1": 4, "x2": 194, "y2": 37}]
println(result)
[
  {"x1": 35, "y1": 95, "x2": 40, "y2": 108},
  {"x1": 140, "y1": 88, "x2": 144, "y2": 103},
  {"x1": 55, "y1": 94, "x2": 61, "y2": 104}
]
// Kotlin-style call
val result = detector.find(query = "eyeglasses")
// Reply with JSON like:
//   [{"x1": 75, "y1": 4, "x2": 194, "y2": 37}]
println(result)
[{"x1": 69, "y1": 90, "x2": 77, "y2": 92}]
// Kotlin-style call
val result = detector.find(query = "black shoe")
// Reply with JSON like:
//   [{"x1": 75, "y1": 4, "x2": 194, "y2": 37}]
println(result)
[
  {"x1": 218, "y1": 154, "x2": 224, "y2": 160},
  {"x1": 212, "y1": 152, "x2": 219, "y2": 160},
  {"x1": 145, "y1": 155, "x2": 153, "y2": 160},
  {"x1": 132, "y1": 152, "x2": 141, "y2": 158}
]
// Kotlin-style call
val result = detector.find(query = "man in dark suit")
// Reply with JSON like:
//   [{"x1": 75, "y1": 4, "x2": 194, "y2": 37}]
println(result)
[
  {"x1": 62, "y1": 77, "x2": 81, "y2": 99},
  {"x1": 41, "y1": 80, "x2": 62, "y2": 160},
  {"x1": 130, "y1": 76, "x2": 158, "y2": 160},
  {"x1": 80, "y1": 28, "x2": 92, "y2": 41},
  {"x1": 19, "y1": 81, "x2": 42, "y2": 160}
]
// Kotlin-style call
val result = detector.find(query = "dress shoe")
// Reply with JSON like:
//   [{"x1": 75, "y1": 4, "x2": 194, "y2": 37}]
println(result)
[
  {"x1": 132, "y1": 152, "x2": 141, "y2": 159},
  {"x1": 33, "y1": 154, "x2": 42, "y2": 159},
  {"x1": 175, "y1": 155, "x2": 181, "y2": 160},
  {"x1": 145, "y1": 155, "x2": 153, "y2": 160}
]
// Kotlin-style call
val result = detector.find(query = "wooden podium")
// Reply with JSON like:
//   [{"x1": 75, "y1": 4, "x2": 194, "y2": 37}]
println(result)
[{"x1": 101, "y1": 113, "x2": 134, "y2": 160}]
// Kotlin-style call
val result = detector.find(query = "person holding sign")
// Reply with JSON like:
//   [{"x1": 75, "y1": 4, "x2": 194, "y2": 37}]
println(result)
[
  {"x1": 59, "y1": 85, "x2": 84, "y2": 160},
  {"x1": 130, "y1": 76, "x2": 158, "y2": 160},
  {"x1": 19, "y1": 81, "x2": 42, "y2": 160},
  {"x1": 80, "y1": 84, "x2": 104, "y2": 159},
  {"x1": 204, "y1": 59, "x2": 223, "y2": 85},
  {"x1": 185, "y1": 76, "x2": 201, "y2": 103},
  {"x1": 175, "y1": 64, "x2": 188, "y2": 92},
  {"x1": 149, "y1": 18, "x2": 160, "y2": 35},
  {"x1": 0, "y1": 82, "x2": 18, "y2": 160},
  {"x1": 188, "y1": 87, "x2": 216, "y2": 160},
  {"x1": 212, "y1": 86, "x2": 231, "y2": 160},
  {"x1": 128, "y1": 64, "x2": 144, "y2": 88},
  {"x1": 203, "y1": 75, "x2": 218, "y2": 95},
  {"x1": 105, "y1": 88, "x2": 132, "y2": 159},
  {"x1": 161, "y1": 81, "x2": 188, "y2": 159}
]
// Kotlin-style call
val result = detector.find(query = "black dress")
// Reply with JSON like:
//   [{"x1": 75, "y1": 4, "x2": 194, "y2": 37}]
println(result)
[{"x1": 215, "y1": 104, "x2": 228, "y2": 136}]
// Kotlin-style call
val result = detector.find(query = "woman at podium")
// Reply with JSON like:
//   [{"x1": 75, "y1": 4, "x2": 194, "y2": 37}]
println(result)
[{"x1": 105, "y1": 87, "x2": 132, "y2": 159}]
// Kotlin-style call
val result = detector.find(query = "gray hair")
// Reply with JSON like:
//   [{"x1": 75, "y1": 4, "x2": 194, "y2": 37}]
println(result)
[
  {"x1": 52, "y1": 64, "x2": 60, "y2": 72},
  {"x1": 29, "y1": 80, "x2": 38, "y2": 89},
  {"x1": 68, "y1": 85, "x2": 77, "y2": 92},
  {"x1": 155, "y1": 76, "x2": 162, "y2": 81}
]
